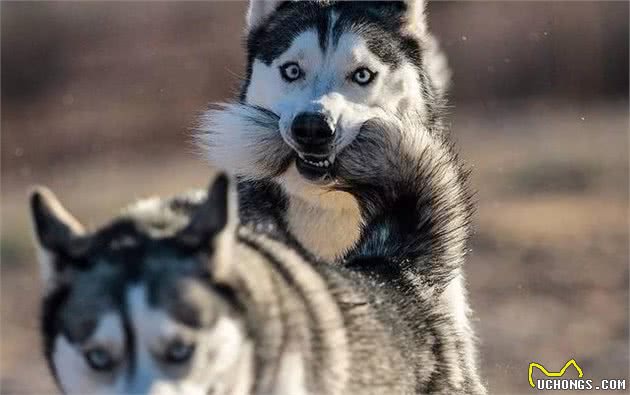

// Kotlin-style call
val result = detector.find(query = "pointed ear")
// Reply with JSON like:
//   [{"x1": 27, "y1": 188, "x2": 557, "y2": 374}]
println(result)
[
  {"x1": 401, "y1": 0, "x2": 428, "y2": 37},
  {"x1": 177, "y1": 172, "x2": 238, "y2": 250},
  {"x1": 177, "y1": 173, "x2": 238, "y2": 280},
  {"x1": 246, "y1": 0, "x2": 284, "y2": 31},
  {"x1": 29, "y1": 187, "x2": 88, "y2": 292}
]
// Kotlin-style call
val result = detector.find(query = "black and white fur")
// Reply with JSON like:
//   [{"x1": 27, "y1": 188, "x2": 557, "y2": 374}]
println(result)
[
  {"x1": 197, "y1": 1, "x2": 484, "y2": 393},
  {"x1": 31, "y1": 174, "x2": 481, "y2": 394}
]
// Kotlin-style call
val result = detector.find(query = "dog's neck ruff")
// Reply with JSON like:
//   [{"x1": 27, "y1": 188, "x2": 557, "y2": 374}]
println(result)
[{"x1": 280, "y1": 165, "x2": 362, "y2": 261}]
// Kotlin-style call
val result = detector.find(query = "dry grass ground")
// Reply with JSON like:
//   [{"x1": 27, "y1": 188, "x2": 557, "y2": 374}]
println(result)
[{"x1": 1, "y1": 100, "x2": 627, "y2": 394}]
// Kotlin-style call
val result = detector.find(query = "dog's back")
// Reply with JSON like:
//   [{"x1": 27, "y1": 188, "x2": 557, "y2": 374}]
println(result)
[{"x1": 30, "y1": 174, "x2": 482, "y2": 394}]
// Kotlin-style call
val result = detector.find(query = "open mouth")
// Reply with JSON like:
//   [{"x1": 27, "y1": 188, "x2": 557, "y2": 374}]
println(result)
[{"x1": 294, "y1": 152, "x2": 336, "y2": 184}]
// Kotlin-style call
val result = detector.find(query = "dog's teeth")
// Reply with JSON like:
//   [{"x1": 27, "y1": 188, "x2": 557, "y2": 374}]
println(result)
[
  {"x1": 298, "y1": 153, "x2": 305, "y2": 159},
  {"x1": 300, "y1": 156, "x2": 331, "y2": 169}
]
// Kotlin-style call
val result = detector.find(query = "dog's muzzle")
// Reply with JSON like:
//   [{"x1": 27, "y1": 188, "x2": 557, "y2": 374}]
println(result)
[
  {"x1": 291, "y1": 113, "x2": 334, "y2": 154},
  {"x1": 291, "y1": 112, "x2": 336, "y2": 183}
]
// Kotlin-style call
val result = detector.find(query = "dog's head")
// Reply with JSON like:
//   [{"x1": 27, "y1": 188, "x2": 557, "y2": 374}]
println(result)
[
  {"x1": 30, "y1": 175, "x2": 253, "y2": 395},
  {"x1": 200, "y1": 0, "x2": 448, "y2": 193},
  {"x1": 244, "y1": 0, "x2": 447, "y2": 182}
]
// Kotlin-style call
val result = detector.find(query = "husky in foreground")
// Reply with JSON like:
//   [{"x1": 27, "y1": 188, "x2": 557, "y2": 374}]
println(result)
[
  {"x1": 198, "y1": 1, "x2": 484, "y2": 392},
  {"x1": 32, "y1": 173, "x2": 478, "y2": 394}
]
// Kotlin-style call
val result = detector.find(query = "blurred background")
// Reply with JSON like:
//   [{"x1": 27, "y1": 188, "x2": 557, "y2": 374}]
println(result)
[{"x1": 1, "y1": 1, "x2": 628, "y2": 393}]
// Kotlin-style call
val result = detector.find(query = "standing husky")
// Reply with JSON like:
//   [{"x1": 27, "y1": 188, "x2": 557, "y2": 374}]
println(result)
[
  {"x1": 32, "y1": 174, "x2": 478, "y2": 394},
  {"x1": 197, "y1": 1, "x2": 485, "y2": 393}
]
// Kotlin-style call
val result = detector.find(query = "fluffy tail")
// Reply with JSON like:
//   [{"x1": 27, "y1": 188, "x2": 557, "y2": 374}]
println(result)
[
  {"x1": 195, "y1": 104, "x2": 292, "y2": 180},
  {"x1": 335, "y1": 117, "x2": 484, "y2": 394},
  {"x1": 334, "y1": 116, "x2": 473, "y2": 291}
]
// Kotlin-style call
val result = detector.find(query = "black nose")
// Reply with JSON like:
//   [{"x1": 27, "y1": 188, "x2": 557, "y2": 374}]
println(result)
[{"x1": 291, "y1": 113, "x2": 334, "y2": 149}]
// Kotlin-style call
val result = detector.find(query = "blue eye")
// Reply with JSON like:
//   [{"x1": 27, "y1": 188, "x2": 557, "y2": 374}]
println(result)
[
  {"x1": 84, "y1": 348, "x2": 116, "y2": 371},
  {"x1": 280, "y1": 62, "x2": 303, "y2": 82},
  {"x1": 164, "y1": 340, "x2": 195, "y2": 364},
  {"x1": 351, "y1": 67, "x2": 376, "y2": 86}
]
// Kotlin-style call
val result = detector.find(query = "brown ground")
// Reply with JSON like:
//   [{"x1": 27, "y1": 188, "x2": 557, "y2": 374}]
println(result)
[{"x1": 2, "y1": 101, "x2": 628, "y2": 394}]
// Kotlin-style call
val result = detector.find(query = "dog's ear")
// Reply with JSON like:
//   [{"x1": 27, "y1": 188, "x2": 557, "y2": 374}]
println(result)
[
  {"x1": 177, "y1": 173, "x2": 239, "y2": 279},
  {"x1": 29, "y1": 187, "x2": 89, "y2": 293},
  {"x1": 246, "y1": 0, "x2": 284, "y2": 31},
  {"x1": 399, "y1": 0, "x2": 450, "y2": 95},
  {"x1": 177, "y1": 172, "x2": 237, "y2": 247},
  {"x1": 401, "y1": 0, "x2": 428, "y2": 37}
]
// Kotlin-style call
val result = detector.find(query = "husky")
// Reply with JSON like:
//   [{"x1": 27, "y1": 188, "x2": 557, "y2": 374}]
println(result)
[
  {"x1": 32, "y1": 173, "x2": 479, "y2": 394},
  {"x1": 197, "y1": 1, "x2": 485, "y2": 393}
]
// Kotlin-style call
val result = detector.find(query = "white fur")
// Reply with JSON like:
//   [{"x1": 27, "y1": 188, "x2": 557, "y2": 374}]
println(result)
[
  {"x1": 279, "y1": 165, "x2": 363, "y2": 261},
  {"x1": 422, "y1": 33, "x2": 451, "y2": 97},
  {"x1": 246, "y1": 0, "x2": 285, "y2": 31},
  {"x1": 123, "y1": 191, "x2": 207, "y2": 237},
  {"x1": 401, "y1": 0, "x2": 428, "y2": 37},
  {"x1": 439, "y1": 273, "x2": 468, "y2": 387},
  {"x1": 246, "y1": 30, "x2": 425, "y2": 156},
  {"x1": 54, "y1": 313, "x2": 125, "y2": 394},
  {"x1": 442, "y1": 272, "x2": 481, "y2": 381},
  {"x1": 275, "y1": 352, "x2": 307, "y2": 395},
  {"x1": 197, "y1": 104, "x2": 283, "y2": 181}
]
